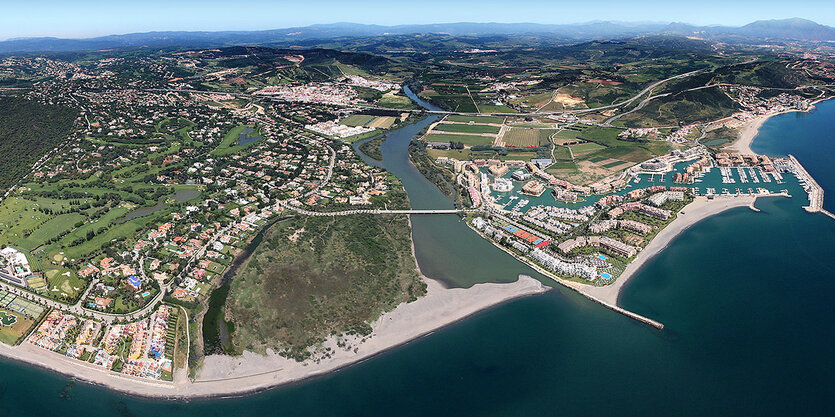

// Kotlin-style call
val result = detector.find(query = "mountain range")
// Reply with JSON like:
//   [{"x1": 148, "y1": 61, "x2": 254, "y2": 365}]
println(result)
[{"x1": 0, "y1": 18, "x2": 833, "y2": 54}]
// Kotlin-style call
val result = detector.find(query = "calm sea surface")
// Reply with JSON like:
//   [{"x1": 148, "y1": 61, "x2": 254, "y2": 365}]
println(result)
[{"x1": 0, "y1": 100, "x2": 833, "y2": 416}]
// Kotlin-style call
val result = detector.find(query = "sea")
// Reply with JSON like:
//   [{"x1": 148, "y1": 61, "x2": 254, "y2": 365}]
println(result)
[{"x1": 0, "y1": 99, "x2": 833, "y2": 416}]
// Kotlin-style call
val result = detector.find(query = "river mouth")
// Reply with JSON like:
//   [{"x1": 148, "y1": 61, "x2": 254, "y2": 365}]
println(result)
[{"x1": 349, "y1": 86, "x2": 549, "y2": 288}]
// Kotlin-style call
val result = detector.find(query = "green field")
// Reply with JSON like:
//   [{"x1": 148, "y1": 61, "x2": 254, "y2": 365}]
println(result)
[
  {"x1": 340, "y1": 114, "x2": 374, "y2": 127},
  {"x1": 0, "y1": 307, "x2": 35, "y2": 345},
  {"x1": 18, "y1": 213, "x2": 85, "y2": 251},
  {"x1": 376, "y1": 92, "x2": 414, "y2": 109},
  {"x1": 424, "y1": 133, "x2": 495, "y2": 146},
  {"x1": 501, "y1": 128, "x2": 556, "y2": 147},
  {"x1": 432, "y1": 123, "x2": 500, "y2": 134},
  {"x1": 445, "y1": 115, "x2": 505, "y2": 124},
  {"x1": 568, "y1": 142, "x2": 606, "y2": 156}
]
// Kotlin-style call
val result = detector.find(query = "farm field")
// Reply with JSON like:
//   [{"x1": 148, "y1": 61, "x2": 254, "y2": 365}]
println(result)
[
  {"x1": 445, "y1": 115, "x2": 505, "y2": 124},
  {"x1": 424, "y1": 133, "x2": 495, "y2": 146},
  {"x1": 500, "y1": 127, "x2": 557, "y2": 147},
  {"x1": 375, "y1": 92, "x2": 415, "y2": 109},
  {"x1": 541, "y1": 126, "x2": 679, "y2": 185},
  {"x1": 340, "y1": 114, "x2": 374, "y2": 126},
  {"x1": 568, "y1": 142, "x2": 606, "y2": 156},
  {"x1": 341, "y1": 114, "x2": 397, "y2": 129},
  {"x1": 431, "y1": 123, "x2": 500, "y2": 134}
]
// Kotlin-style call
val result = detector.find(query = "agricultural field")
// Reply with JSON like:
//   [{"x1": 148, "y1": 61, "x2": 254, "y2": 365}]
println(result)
[
  {"x1": 341, "y1": 114, "x2": 396, "y2": 129},
  {"x1": 545, "y1": 126, "x2": 678, "y2": 185},
  {"x1": 500, "y1": 127, "x2": 557, "y2": 147},
  {"x1": 431, "y1": 123, "x2": 500, "y2": 134},
  {"x1": 375, "y1": 91, "x2": 415, "y2": 109},
  {"x1": 445, "y1": 115, "x2": 505, "y2": 124},
  {"x1": 423, "y1": 133, "x2": 495, "y2": 146}
]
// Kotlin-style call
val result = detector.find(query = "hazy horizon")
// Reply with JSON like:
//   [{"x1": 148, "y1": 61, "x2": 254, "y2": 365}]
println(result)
[{"x1": 2, "y1": 0, "x2": 834, "y2": 41}]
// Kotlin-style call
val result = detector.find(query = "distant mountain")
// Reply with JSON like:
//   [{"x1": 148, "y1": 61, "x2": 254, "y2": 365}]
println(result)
[
  {"x1": 0, "y1": 19, "x2": 832, "y2": 55},
  {"x1": 737, "y1": 18, "x2": 835, "y2": 41},
  {"x1": 663, "y1": 18, "x2": 835, "y2": 41}
]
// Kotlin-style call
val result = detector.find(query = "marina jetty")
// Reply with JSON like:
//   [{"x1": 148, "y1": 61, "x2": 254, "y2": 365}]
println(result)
[{"x1": 789, "y1": 154, "x2": 834, "y2": 219}]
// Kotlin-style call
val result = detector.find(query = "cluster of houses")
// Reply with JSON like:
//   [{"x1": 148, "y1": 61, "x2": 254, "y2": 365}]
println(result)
[
  {"x1": 29, "y1": 305, "x2": 174, "y2": 381},
  {"x1": 714, "y1": 152, "x2": 775, "y2": 170},
  {"x1": 256, "y1": 83, "x2": 358, "y2": 105},
  {"x1": 608, "y1": 201, "x2": 673, "y2": 220}
]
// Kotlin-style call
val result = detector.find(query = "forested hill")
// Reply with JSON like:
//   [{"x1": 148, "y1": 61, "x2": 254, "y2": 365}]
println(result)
[{"x1": 0, "y1": 97, "x2": 77, "y2": 192}]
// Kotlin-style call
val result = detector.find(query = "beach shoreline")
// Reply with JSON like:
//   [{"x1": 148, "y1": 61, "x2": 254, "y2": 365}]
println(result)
[
  {"x1": 0, "y1": 211, "x2": 548, "y2": 400},
  {"x1": 729, "y1": 98, "x2": 832, "y2": 154},
  {"x1": 573, "y1": 195, "x2": 774, "y2": 307},
  {"x1": 730, "y1": 115, "x2": 771, "y2": 154}
]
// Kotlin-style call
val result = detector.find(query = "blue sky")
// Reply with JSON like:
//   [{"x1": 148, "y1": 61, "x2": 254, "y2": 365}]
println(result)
[{"x1": 2, "y1": 0, "x2": 834, "y2": 40}]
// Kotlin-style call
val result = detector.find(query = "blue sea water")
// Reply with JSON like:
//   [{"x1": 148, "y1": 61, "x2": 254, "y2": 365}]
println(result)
[{"x1": 0, "y1": 100, "x2": 833, "y2": 416}]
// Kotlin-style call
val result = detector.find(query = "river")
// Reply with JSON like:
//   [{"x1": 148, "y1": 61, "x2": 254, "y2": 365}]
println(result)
[{"x1": 0, "y1": 98, "x2": 832, "y2": 416}]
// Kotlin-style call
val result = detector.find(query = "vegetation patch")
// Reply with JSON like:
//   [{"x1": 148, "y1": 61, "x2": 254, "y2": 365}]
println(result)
[{"x1": 226, "y1": 215, "x2": 425, "y2": 361}]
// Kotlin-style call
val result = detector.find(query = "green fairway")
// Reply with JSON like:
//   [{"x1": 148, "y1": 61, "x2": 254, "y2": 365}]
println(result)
[
  {"x1": 18, "y1": 213, "x2": 85, "y2": 251},
  {"x1": 0, "y1": 311, "x2": 17, "y2": 326},
  {"x1": 212, "y1": 125, "x2": 261, "y2": 156}
]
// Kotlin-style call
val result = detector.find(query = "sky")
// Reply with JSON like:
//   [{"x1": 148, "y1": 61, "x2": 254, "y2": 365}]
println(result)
[{"x1": 2, "y1": 0, "x2": 834, "y2": 40}]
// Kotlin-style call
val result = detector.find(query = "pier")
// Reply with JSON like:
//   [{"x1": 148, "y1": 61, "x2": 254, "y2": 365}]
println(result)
[{"x1": 788, "y1": 154, "x2": 834, "y2": 219}]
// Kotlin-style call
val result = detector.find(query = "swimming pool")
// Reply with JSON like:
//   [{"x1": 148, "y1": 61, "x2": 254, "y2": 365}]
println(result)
[
  {"x1": 600, "y1": 272, "x2": 612, "y2": 279},
  {"x1": 598, "y1": 255, "x2": 608, "y2": 260},
  {"x1": 141, "y1": 291, "x2": 151, "y2": 297}
]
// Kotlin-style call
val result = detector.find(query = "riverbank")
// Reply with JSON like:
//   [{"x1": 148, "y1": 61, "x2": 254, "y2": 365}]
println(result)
[{"x1": 573, "y1": 195, "x2": 768, "y2": 307}]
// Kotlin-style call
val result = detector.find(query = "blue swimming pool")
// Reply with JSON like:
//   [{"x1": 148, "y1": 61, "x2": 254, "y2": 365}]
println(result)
[
  {"x1": 600, "y1": 272, "x2": 612, "y2": 279},
  {"x1": 598, "y1": 255, "x2": 608, "y2": 260}
]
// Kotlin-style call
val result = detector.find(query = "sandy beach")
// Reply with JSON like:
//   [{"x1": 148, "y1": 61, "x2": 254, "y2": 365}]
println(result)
[
  {"x1": 729, "y1": 115, "x2": 771, "y2": 154},
  {"x1": 573, "y1": 195, "x2": 761, "y2": 307},
  {"x1": 0, "y1": 274, "x2": 546, "y2": 399},
  {"x1": 729, "y1": 98, "x2": 830, "y2": 154}
]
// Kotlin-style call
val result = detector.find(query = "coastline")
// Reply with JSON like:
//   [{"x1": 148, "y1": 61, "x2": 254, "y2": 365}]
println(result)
[
  {"x1": 0, "y1": 212, "x2": 548, "y2": 399},
  {"x1": 730, "y1": 115, "x2": 770, "y2": 154},
  {"x1": 0, "y1": 275, "x2": 546, "y2": 399},
  {"x1": 573, "y1": 195, "x2": 766, "y2": 307},
  {"x1": 729, "y1": 97, "x2": 832, "y2": 154}
]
